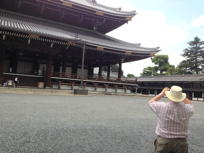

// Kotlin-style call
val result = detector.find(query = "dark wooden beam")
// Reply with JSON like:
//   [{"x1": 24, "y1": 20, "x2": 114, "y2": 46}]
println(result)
[
  {"x1": 118, "y1": 59, "x2": 122, "y2": 80},
  {"x1": 44, "y1": 55, "x2": 52, "y2": 87},
  {"x1": 60, "y1": 9, "x2": 65, "y2": 20},
  {"x1": 71, "y1": 64, "x2": 78, "y2": 78},
  {"x1": 107, "y1": 65, "x2": 111, "y2": 80},
  {"x1": 40, "y1": 4, "x2": 45, "y2": 15},
  {"x1": 98, "y1": 66, "x2": 102, "y2": 78},
  {"x1": 0, "y1": 49, "x2": 5, "y2": 83},
  {"x1": 17, "y1": 0, "x2": 22, "y2": 9},
  {"x1": 78, "y1": 15, "x2": 84, "y2": 24}
]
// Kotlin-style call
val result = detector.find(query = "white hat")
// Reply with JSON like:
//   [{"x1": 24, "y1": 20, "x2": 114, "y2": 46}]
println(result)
[{"x1": 165, "y1": 86, "x2": 186, "y2": 103}]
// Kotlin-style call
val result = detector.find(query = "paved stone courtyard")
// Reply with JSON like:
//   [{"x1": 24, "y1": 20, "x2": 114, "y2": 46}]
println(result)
[{"x1": 0, "y1": 93, "x2": 203, "y2": 153}]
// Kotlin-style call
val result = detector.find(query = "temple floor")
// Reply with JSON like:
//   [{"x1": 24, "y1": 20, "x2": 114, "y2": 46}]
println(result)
[{"x1": 0, "y1": 94, "x2": 203, "y2": 153}]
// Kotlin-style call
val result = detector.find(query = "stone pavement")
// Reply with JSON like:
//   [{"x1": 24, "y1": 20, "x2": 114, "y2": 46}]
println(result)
[{"x1": 0, "y1": 94, "x2": 203, "y2": 153}]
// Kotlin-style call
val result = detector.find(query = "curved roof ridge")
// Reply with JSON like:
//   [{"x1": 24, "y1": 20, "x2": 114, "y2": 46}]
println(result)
[
  {"x1": 64, "y1": 0, "x2": 136, "y2": 16},
  {"x1": 86, "y1": 0, "x2": 136, "y2": 14},
  {"x1": 138, "y1": 46, "x2": 161, "y2": 51},
  {"x1": 86, "y1": 0, "x2": 121, "y2": 11}
]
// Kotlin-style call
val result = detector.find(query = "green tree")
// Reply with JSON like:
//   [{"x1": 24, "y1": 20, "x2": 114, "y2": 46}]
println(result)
[
  {"x1": 151, "y1": 55, "x2": 170, "y2": 74},
  {"x1": 141, "y1": 55, "x2": 175, "y2": 76},
  {"x1": 166, "y1": 65, "x2": 177, "y2": 75},
  {"x1": 176, "y1": 61, "x2": 193, "y2": 74},
  {"x1": 181, "y1": 37, "x2": 204, "y2": 74},
  {"x1": 141, "y1": 66, "x2": 158, "y2": 76},
  {"x1": 127, "y1": 73, "x2": 135, "y2": 78}
]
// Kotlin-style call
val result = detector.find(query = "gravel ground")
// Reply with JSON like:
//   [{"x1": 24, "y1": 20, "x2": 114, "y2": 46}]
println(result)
[{"x1": 0, "y1": 93, "x2": 203, "y2": 153}]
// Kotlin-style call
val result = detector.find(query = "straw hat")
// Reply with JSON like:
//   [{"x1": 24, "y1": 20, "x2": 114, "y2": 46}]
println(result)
[{"x1": 165, "y1": 86, "x2": 186, "y2": 103}]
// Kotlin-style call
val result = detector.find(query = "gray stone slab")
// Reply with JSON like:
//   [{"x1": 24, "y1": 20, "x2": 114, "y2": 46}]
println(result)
[{"x1": 74, "y1": 89, "x2": 88, "y2": 95}]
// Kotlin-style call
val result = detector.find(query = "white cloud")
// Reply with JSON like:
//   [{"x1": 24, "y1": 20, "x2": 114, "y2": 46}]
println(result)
[
  {"x1": 97, "y1": 0, "x2": 188, "y2": 76},
  {"x1": 108, "y1": 10, "x2": 187, "y2": 49},
  {"x1": 192, "y1": 15, "x2": 204, "y2": 27}
]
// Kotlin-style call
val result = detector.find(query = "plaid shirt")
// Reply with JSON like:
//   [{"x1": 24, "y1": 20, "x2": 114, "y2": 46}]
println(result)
[{"x1": 149, "y1": 101, "x2": 194, "y2": 138}]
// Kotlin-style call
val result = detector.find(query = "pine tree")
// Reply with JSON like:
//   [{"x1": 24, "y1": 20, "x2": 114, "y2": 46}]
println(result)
[{"x1": 181, "y1": 37, "x2": 204, "y2": 74}]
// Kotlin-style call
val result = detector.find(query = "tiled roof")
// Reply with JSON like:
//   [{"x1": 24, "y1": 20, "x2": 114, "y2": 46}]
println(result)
[
  {"x1": 0, "y1": 10, "x2": 159, "y2": 54},
  {"x1": 63, "y1": 0, "x2": 136, "y2": 16},
  {"x1": 137, "y1": 75, "x2": 204, "y2": 82}
]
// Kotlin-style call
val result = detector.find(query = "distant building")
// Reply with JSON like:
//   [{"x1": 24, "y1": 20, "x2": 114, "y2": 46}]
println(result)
[{"x1": 137, "y1": 75, "x2": 204, "y2": 100}]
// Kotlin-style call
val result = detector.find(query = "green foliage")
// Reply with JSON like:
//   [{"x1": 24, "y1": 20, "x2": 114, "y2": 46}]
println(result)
[
  {"x1": 151, "y1": 55, "x2": 168, "y2": 65},
  {"x1": 166, "y1": 65, "x2": 176, "y2": 75},
  {"x1": 127, "y1": 73, "x2": 135, "y2": 78},
  {"x1": 141, "y1": 55, "x2": 175, "y2": 76},
  {"x1": 176, "y1": 61, "x2": 193, "y2": 74},
  {"x1": 141, "y1": 66, "x2": 158, "y2": 76},
  {"x1": 179, "y1": 37, "x2": 204, "y2": 74}
]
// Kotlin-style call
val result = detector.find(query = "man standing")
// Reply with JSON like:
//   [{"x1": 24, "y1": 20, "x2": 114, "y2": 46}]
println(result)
[{"x1": 149, "y1": 86, "x2": 194, "y2": 153}]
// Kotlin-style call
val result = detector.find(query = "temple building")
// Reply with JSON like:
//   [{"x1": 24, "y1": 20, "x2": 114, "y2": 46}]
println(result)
[
  {"x1": 137, "y1": 75, "x2": 204, "y2": 101},
  {"x1": 0, "y1": 0, "x2": 159, "y2": 93}
]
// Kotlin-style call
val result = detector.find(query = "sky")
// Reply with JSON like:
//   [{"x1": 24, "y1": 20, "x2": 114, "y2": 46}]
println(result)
[{"x1": 97, "y1": 0, "x2": 204, "y2": 76}]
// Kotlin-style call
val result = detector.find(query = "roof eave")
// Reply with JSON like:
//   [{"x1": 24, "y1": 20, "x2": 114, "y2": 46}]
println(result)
[{"x1": 60, "y1": 0, "x2": 137, "y2": 17}]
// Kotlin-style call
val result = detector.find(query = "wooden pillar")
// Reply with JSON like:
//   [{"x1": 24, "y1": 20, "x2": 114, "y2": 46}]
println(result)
[
  {"x1": 81, "y1": 43, "x2": 85, "y2": 80},
  {"x1": 80, "y1": 43, "x2": 86, "y2": 88},
  {"x1": 0, "y1": 50, "x2": 5, "y2": 84},
  {"x1": 191, "y1": 82, "x2": 194, "y2": 90},
  {"x1": 45, "y1": 55, "x2": 52, "y2": 88},
  {"x1": 202, "y1": 92, "x2": 204, "y2": 102},
  {"x1": 192, "y1": 92, "x2": 195, "y2": 100},
  {"x1": 88, "y1": 66, "x2": 94, "y2": 79},
  {"x1": 32, "y1": 56, "x2": 39, "y2": 75},
  {"x1": 53, "y1": 59, "x2": 60, "y2": 77},
  {"x1": 62, "y1": 60, "x2": 66, "y2": 77},
  {"x1": 71, "y1": 82, "x2": 75, "y2": 90},
  {"x1": 9, "y1": 53, "x2": 17, "y2": 73},
  {"x1": 124, "y1": 86, "x2": 127, "y2": 93},
  {"x1": 72, "y1": 64, "x2": 78, "y2": 78},
  {"x1": 58, "y1": 81, "x2": 61, "y2": 90},
  {"x1": 0, "y1": 61, "x2": 3, "y2": 77},
  {"x1": 94, "y1": 83, "x2": 97, "y2": 91},
  {"x1": 59, "y1": 62, "x2": 63, "y2": 77},
  {"x1": 187, "y1": 91, "x2": 192, "y2": 100},
  {"x1": 118, "y1": 60, "x2": 122, "y2": 80},
  {"x1": 107, "y1": 65, "x2": 111, "y2": 81},
  {"x1": 105, "y1": 84, "x2": 108, "y2": 93},
  {"x1": 115, "y1": 85, "x2": 118, "y2": 93},
  {"x1": 98, "y1": 66, "x2": 102, "y2": 78}
]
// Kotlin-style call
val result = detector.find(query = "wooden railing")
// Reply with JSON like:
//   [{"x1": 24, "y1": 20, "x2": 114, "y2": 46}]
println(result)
[{"x1": 51, "y1": 72, "x2": 137, "y2": 83}]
